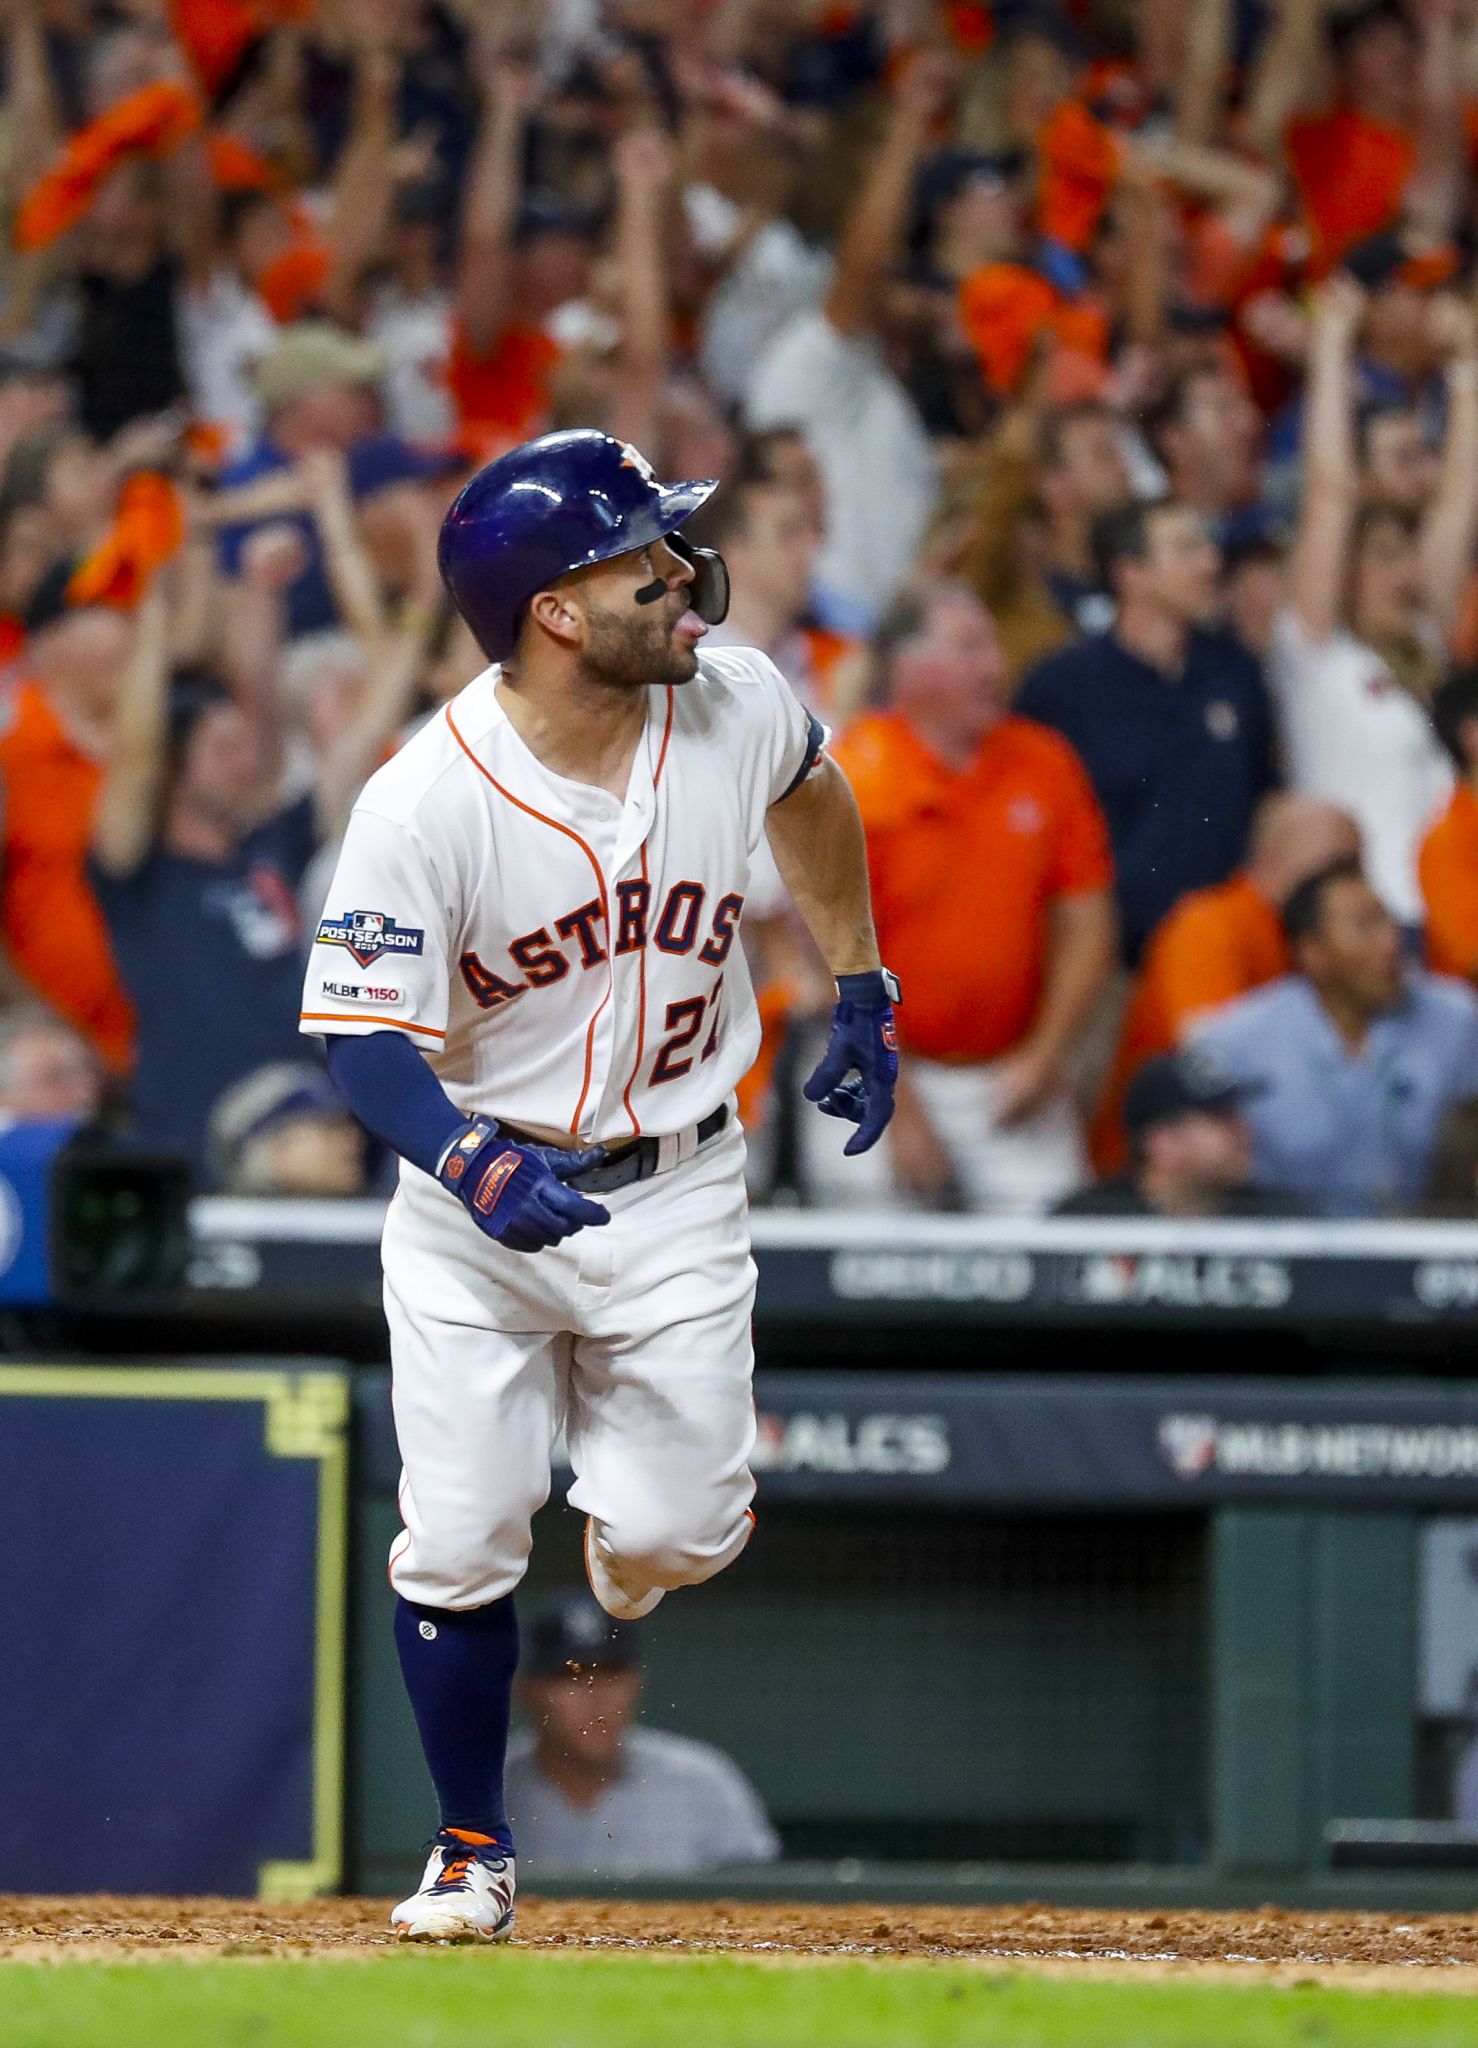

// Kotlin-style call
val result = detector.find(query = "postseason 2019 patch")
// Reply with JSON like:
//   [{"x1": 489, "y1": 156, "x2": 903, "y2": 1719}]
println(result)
[{"x1": 315, "y1": 909, "x2": 426, "y2": 969}]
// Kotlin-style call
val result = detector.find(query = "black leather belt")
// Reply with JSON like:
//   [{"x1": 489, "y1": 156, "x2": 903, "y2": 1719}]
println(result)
[{"x1": 500, "y1": 1104, "x2": 729, "y2": 1194}]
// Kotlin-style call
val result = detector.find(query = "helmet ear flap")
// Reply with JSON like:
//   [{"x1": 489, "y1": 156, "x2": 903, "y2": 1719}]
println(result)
[
  {"x1": 668, "y1": 532, "x2": 730, "y2": 627},
  {"x1": 691, "y1": 546, "x2": 730, "y2": 627}
]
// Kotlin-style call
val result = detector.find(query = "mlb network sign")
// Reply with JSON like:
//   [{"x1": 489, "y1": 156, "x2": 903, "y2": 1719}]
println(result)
[{"x1": 1159, "y1": 1412, "x2": 1478, "y2": 1483}]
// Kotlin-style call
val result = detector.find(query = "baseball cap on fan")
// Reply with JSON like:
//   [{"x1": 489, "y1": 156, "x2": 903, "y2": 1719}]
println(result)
[
  {"x1": 207, "y1": 1061, "x2": 350, "y2": 1188},
  {"x1": 254, "y1": 322, "x2": 387, "y2": 415},
  {"x1": 909, "y1": 148, "x2": 1026, "y2": 258},
  {"x1": 523, "y1": 1593, "x2": 641, "y2": 1677},
  {"x1": 914, "y1": 148, "x2": 1026, "y2": 217},
  {"x1": 1122, "y1": 1049, "x2": 1262, "y2": 1137}
]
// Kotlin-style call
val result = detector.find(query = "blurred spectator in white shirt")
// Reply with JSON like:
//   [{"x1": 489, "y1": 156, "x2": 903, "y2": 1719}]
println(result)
[
  {"x1": 744, "y1": 58, "x2": 947, "y2": 629},
  {"x1": 366, "y1": 188, "x2": 457, "y2": 447},
  {"x1": 1270, "y1": 278, "x2": 1478, "y2": 925}
]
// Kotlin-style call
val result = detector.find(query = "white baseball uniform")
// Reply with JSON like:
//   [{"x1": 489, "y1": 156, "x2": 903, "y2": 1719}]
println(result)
[{"x1": 300, "y1": 647, "x2": 825, "y2": 1608}]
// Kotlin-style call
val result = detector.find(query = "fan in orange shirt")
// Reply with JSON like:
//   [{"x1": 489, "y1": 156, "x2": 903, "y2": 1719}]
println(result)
[
  {"x1": 1288, "y1": 108, "x2": 1415, "y2": 277},
  {"x1": 808, "y1": 581, "x2": 1117, "y2": 1215},
  {"x1": 1036, "y1": 97, "x2": 1125, "y2": 256},
  {"x1": 0, "y1": 565, "x2": 139, "y2": 1072},
  {"x1": 1000, "y1": 12, "x2": 1127, "y2": 229},
  {"x1": 958, "y1": 262, "x2": 1110, "y2": 399},
  {"x1": 446, "y1": 52, "x2": 594, "y2": 460},
  {"x1": 905, "y1": 142, "x2": 1111, "y2": 403},
  {"x1": 1423, "y1": 670, "x2": 1478, "y2": 979},
  {"x1": 1092, "y1": 795, "x2": 1363, "y2": 1171},
  {"x1": 1284, "y1": 2, "x2": 1421, "y2": 275}
]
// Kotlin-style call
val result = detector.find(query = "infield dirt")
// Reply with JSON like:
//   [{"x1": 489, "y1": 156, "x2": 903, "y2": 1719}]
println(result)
[{"x1": 6, "y1": 1897, "x2": 1478, "y2": 1990}]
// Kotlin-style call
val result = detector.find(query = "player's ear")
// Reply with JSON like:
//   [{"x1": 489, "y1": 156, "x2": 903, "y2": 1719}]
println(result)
[{"x1": 527, "y1": 585, "x2": 585, "y2": 651}]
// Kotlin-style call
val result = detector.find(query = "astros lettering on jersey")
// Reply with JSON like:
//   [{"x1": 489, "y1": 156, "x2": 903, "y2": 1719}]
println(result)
[{"x1": 300, "y1": 644, "x2": 825, "y2": 1142}]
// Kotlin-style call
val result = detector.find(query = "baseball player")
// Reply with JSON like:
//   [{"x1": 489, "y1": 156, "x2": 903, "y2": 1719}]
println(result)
[{"x1": 301, "y1": 429, "x2": 899, "y2": 1940}]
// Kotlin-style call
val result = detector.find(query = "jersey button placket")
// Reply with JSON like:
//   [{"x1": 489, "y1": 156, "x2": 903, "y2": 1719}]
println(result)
[
  {"x1": 566, "y1": 793, "x2": 621, "y2": 1144},
  {"x1": 594, "y1": 756, "x2": 660, "y2": 1138}
]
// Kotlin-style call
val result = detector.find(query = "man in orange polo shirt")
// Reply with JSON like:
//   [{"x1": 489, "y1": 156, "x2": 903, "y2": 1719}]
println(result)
[
  {"x1": 1091, "y1": 793, "x2": 1362, "y2": 1171},
  {"x1": 0, "y1": 563, "x2": 136, "y2": 1071},
  {"x1": 1423, "y1": 670, "x2": 1478, "y2": 978},
  {"x1": 805, "y1": 581, "x2": 1116, "y2": 1213}
]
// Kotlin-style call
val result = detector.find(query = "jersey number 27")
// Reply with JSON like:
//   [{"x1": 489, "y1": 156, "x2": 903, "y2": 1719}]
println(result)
[{"x1": 651, "y1": 976, "x2": 724, "y2": 1085}]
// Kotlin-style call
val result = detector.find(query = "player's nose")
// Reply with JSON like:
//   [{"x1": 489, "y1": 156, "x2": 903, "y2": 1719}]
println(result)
[{"x1": 660, "y1": 541, "x2": 696, "y2": 589}]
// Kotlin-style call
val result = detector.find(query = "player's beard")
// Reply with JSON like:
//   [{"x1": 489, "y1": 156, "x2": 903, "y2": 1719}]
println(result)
[{"x1": 580, "y1": 597, "x2": 701, "y2": 691}]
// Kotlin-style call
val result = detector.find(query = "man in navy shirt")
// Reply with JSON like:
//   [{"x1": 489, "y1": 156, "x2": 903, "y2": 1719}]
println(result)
[
  {"x1": 92, "y1": 642, "x2": 319, "y2": 1163},
  {"x1": 1017, "y1": 499, "x2": 1275, "y2": 963}
]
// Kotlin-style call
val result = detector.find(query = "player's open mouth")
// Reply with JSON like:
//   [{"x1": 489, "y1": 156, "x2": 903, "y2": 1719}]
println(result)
[{"x1": 674, "y1": 610, "x2": 708, "y2": 644}]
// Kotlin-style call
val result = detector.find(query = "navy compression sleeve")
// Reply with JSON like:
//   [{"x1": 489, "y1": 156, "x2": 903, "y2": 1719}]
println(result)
[{"x1": 325, "y1": 1030, "x2": 466, "y2": 1179}]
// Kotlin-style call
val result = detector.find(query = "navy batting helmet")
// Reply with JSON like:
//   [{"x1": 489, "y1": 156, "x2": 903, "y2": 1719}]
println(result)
[{"x1": 438, "y1": 429, "x2": 730, "y2": 661}]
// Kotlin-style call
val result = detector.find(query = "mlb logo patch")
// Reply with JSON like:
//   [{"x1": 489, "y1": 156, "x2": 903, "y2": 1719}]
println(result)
[
  {"x1": 316, "y1": 908, "x2": 426, "y2": 969},
  {"x1": 1158, "y1": 1413, "x2": 1219, "y2": 1479}
]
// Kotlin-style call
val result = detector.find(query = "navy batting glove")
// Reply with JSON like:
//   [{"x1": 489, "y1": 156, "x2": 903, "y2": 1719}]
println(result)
[
  {"x1": 803, "y1": 969, "x2": 901, "y2": 1157},
  {"x1": 437, "y1": 1118, "x2": 611, "y2": 1253}
]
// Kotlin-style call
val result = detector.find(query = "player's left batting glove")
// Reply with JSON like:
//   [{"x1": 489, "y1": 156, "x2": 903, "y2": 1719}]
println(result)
[
  {"x1": 803, "y1": 969, "x2": 901, "y2": 1157},
  {"x1": 437, "y1": 1118, "x2": 611, "y2": 1253}
]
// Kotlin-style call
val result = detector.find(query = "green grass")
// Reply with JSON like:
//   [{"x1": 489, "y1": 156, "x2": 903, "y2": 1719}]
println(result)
[{"x1": 2, "y1": 1952, "x2": 1476, "y2": 2048}]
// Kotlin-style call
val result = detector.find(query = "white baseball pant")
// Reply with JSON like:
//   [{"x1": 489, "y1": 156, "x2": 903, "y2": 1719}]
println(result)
[{"x1": 382, "y1": 1118, "x2": 758, "y2": 1610}]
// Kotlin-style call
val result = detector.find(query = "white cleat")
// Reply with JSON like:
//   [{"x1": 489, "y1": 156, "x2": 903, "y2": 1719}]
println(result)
[
  {"x1": 584, "y1": 1517, "x2": 665, "y2": 1621},
  {"x1": 391, "y1": 1830, "x2": 516, "y2": 1943}
]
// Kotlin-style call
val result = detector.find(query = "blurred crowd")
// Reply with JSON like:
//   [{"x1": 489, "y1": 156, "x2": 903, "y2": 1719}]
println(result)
[{"x1": 10, "y1": 0, "x2": 1478, "y2": 1219}]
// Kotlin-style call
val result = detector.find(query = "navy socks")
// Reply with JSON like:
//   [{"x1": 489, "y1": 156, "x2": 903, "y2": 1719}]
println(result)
[{"x1": 394, "y1": 1594, "x2": 519, "y2": 1854}]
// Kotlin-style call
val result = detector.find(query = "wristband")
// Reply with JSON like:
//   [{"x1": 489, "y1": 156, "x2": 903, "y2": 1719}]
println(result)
[
  {"x1": 436, "y1": 1116, "x2": 499, "y2": 1188},
  {"x1": 835, "y1": 968, "x2": 901, "y2": 1006}
]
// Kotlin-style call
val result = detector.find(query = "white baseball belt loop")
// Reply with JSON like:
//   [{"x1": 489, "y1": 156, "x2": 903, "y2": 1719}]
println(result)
[{"x1": 655, "y1": 1123, "x2": 702, "y2": 1174}]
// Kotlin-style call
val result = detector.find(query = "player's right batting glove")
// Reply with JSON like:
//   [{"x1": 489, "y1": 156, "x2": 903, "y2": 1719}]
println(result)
[
  {"x1": 803, "y1": 969, "x2": 901, "y2": 1157},
  {"x1": 437, "y1": 1119, "x2": 611, "y2": 1253}
]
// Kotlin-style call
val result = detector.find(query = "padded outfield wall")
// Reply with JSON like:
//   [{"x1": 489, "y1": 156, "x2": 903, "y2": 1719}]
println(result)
[{"x1": 9, "y1": 1205, "x2": 1478, "y2": 1901}]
